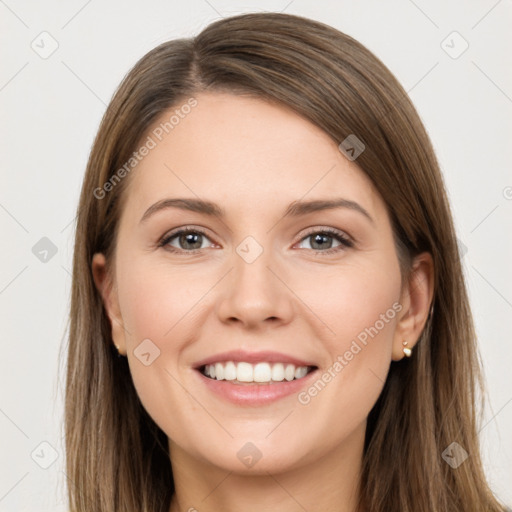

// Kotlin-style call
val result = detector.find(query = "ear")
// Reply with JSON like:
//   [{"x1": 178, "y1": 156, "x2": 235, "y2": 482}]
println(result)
[
  {"x1": 392, "y1": 252, "x2": 434, "y2": 361},
  {"x1": 91, "y1": 253, "x2": 127, "y2": 355}
]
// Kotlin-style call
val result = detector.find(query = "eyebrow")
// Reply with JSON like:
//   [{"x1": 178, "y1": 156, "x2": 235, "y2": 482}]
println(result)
[{"x1": 140, "y1": 197, "x2": 374, "y2": 224}]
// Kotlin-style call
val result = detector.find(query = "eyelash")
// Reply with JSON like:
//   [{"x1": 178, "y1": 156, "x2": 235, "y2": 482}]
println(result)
[{"x1": 158, "y1": 225, "x2": 354, "y2": 256}]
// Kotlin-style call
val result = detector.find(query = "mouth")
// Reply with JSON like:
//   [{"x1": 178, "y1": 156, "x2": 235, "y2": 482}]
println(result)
[
  {"x1": 194, "y1": 358, "x2": 320, "y2": 406},
  {"x1": 198, "y1": 361, "x2": 318, "y2": 385},
  {"x1": 192, "y1": 349, "x2": 320, "y2": 405}
]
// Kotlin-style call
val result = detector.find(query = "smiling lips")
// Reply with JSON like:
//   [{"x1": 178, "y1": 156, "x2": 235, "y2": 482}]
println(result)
[
  {"x1": 193, "y1": 350, "x2": 319, "y2": 405},
  {"x1": 194, "y1": 349, "x2": 317, "y2": 384}
]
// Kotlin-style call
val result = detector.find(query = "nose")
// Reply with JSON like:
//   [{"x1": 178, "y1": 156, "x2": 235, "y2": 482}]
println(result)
[{"x1": 216, "y1": 242, "x2": 294, "y2": 330}]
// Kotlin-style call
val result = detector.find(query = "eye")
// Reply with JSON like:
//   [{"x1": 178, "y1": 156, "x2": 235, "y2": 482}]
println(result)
[
  {"x1": 159, "y1": 227, "x2": 214, "y2": 253},
  {"x1": 295, "y1": 227, "x2": 353, "y2": 254}
]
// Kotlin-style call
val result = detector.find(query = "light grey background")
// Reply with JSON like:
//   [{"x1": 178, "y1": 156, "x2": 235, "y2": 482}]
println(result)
[{"x1": 1, "y1": 1, "x2": 511, "y2": 510}]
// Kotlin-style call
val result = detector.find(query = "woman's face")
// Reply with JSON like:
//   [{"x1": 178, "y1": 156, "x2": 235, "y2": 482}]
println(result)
[{"x1": 94, "y1": 91, "x2": 416, "y2": 474}]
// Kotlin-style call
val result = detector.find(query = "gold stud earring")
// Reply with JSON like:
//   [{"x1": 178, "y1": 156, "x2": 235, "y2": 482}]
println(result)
[{"x1": 402, "y1": 340, "x2": 412, "y2": 357}]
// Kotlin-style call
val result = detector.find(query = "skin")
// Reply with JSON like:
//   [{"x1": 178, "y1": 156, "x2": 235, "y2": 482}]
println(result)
[{"x1": 92, "y1": 92, "x2": 434, "y2": 512}]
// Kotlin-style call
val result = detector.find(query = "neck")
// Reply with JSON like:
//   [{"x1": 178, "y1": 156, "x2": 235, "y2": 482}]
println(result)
[{"x1": 168, "y1": 423, "x2": 365, "y2": 512}]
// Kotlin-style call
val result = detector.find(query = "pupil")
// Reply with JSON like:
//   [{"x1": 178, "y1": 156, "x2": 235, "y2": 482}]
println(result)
[
  {"x1": 312, "y1": 233, "x2": 332, "y2": 250},
  {"x1": 181, "y1": 233, "x2": 202, "y2": 249}
]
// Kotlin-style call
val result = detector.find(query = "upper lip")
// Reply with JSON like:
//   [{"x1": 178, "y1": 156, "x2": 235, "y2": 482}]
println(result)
[{"x1": 193, "y1": 349, "x2": 318, "y2": 369}]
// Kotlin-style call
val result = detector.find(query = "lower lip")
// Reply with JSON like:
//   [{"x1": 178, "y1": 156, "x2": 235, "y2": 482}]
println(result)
[{"x1": 195, "y1": 368, "x2": 319, "y2": 406}]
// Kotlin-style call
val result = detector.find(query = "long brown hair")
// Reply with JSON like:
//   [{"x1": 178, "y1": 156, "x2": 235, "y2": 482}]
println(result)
[{"x1": 64, "y1": 12, "x2": 507, "y2": 511}]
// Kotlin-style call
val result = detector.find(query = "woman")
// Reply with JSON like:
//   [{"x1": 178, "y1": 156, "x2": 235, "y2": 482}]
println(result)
[{"x1": 65, "y1": 12, "x2": 508, "y2": 512}]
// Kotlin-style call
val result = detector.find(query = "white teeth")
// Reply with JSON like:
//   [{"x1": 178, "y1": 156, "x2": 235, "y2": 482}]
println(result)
[
  {"x1": 284, "y1": 364, "x2": 295, "y2": 381},
  {"x1": 294, "y1": 366, "x2": 308, "y2": 379},
  {"x1": 237, "y1": 362, "x2": 253, "y2": 382},
  {"x1": 224, "y1": 361, "x2": 237, "y2": 380},
  {"x1": 214, "y1": 362, "x2": 224, "y2": 380},
  {"x1": 201, "y1": 361, "x2": 313, "y2": 383},
  {"x1": 253, "y1": 362, "x2": 271, "y2": 382},
  {"x1": 271, "y1": 363, "x2": 285, "y2": 381}
]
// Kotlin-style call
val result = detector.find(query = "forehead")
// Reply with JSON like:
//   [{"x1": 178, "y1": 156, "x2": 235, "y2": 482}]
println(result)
[{"x1": 121, "y1": 92, "x2": 384, "y2": 223}]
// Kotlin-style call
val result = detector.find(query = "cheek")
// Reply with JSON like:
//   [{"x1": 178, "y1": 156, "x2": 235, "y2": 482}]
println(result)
[
  {"x1": 294, "y1": 259, "x2": 401, "y2": 419},
  {"x1": 117, "y1": 258, "x2": 206, "y2": 344},
  {"x1": 300, "y1": 258, "x2": 401, "y2": 349},
  {"x1": 115, "y1": 257, "x2": 211, "y2": 436}
]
